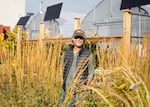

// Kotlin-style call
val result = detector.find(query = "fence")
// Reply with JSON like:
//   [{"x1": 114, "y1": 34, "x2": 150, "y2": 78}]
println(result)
[{"x1": 16, "y1": 9, "x2": 150, "y2": 60}]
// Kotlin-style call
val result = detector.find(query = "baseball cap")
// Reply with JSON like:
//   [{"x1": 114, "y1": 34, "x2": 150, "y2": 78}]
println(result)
[{"x1": 72, "y1": 29, "x2": 86, "y2": 39}]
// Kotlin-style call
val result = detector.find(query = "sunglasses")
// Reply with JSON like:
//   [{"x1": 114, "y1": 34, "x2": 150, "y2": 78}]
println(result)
[{"x1": 74, "y1": 36, "x2": 84, "y2": 40}]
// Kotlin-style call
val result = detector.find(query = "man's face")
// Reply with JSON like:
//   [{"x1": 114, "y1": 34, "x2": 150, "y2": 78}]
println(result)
[{"x1": 72, "y1": 36, "x2": 85, "y2": 48}]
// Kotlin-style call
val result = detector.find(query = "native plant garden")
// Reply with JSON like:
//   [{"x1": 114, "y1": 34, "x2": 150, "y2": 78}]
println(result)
[{"x1": 0, "y1": 29, "x2": 150, "y2": 107}]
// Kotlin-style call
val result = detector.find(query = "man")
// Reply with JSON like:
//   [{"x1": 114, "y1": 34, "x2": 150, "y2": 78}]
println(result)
[{"x1": 61, "y1": 29, "x2": 94, "y2": 105}]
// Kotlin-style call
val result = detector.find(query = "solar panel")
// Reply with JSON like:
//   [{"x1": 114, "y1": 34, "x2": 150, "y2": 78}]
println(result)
[
  {"x1": 120, "y1": 0, "x2": 150, "y2": 10},
  {"x1": 44, "y1": 2, "x2": 63, "y2": 21},
  {"x1": 17, "y1": 16, "x2": 30, "y2": 26}
]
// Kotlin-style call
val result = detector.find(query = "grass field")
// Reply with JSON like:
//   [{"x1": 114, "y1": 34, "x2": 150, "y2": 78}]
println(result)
[{"x1": 0, "y1": 31, "x2": 150, "y2": 107}]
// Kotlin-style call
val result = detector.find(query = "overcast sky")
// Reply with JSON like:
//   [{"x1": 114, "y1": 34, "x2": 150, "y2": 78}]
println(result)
[
  {"x1": 26, "y1": 0, "x2": 101, "y2": 15},
  {"x1": 26, "y1": 0, "x2": 101, "y2": 36}
]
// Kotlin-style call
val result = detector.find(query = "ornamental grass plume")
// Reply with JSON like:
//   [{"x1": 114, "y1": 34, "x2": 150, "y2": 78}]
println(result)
[
  {"x1": 129, "y1": 82, "x2": 141, "y2": 90},
  {"x1": 62, "y1": 37, "x2": 150, "y2": 107},
  {"x1": 0, "y1": 31, "x2": 150, "y2": 107},
  {"x1": 0, "y1": 39, "x2": 63, "y2": 106}
]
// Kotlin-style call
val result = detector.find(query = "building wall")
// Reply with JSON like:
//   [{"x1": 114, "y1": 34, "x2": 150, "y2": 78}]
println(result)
[{"x1": 0, "y1": 0, "x2": 26, "y2": 30}]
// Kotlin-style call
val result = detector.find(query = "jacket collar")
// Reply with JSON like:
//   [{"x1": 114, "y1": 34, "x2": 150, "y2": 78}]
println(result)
[{"x1": 70, "y1": 45, "x2": 84, "y2": 55}]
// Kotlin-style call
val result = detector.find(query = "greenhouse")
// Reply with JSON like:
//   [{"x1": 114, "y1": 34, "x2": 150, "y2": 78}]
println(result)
[
  {"x1": 81, "y1": 0, "x2": 150, "y2": 38},
  {"x1": 26, "y1": 11, "x2": 60, "y2": 40}
]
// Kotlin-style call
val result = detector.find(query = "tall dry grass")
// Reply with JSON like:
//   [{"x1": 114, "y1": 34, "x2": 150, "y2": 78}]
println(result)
[
  {"x1": 62, "y1": 34, "x2": 150, "y2": 107},
  {"x1": 0, "y1": 32, "x2": 150, "y2": 107},
  {"x1": 0, "y1": 40, "x2": 63, "y2": 106}
]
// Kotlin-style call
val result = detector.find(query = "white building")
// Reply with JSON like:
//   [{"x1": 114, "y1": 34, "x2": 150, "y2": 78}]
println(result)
[{"x1": 0, "y1": 0, "x2": 26, "y2": 29}]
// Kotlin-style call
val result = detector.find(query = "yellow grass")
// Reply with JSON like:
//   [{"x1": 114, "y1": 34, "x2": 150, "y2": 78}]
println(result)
[
  {"x1": 61, "y1": 33, "x2": 150, "y2": 107},
  {"x1": 0, "y1": 40, "x2": 63, "y2": 106},
  {"x1": 0, "y1": 32, "x2": 150, "y2": 107}
]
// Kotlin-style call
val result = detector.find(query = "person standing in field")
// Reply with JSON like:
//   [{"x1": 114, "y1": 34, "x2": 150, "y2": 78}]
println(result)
[{"x1": 61, "y1": 29, "x2": 94, "y2": 106}]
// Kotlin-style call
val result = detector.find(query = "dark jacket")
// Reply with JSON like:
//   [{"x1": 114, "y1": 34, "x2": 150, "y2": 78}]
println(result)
[{"x1": 63, "y1": 46, "x2": 91, "y2": 89}]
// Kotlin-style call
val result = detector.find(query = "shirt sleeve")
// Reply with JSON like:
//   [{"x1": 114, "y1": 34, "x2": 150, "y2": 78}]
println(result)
[{"x1": 88, "y1": 53, "x2": 94, "y2": 79}]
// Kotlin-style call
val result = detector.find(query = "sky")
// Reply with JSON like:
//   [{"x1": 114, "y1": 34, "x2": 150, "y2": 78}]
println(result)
[
  {"x1": 26, "y1": 0, "x2": 101, "y2": 36},
  {"x1": 26, "y1": 0, "x2": 101, "y2": 14}
]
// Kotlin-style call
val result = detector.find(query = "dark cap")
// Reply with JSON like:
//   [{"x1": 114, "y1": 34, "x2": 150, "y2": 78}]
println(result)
[{"x1": 72, "y1": 29, "x2": 86, "y2": 39}]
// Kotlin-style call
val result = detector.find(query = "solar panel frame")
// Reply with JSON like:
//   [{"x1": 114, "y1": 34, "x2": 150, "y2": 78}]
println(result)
[
  {"x1": 17, "y1": 16, "x2": 30, "y2": 26},
  {"x1": 120, "y1": 0, "x2": 150, "y2": 10},
  {"x1": 44, "y1": 2, "x2": 63, "y2": 21}
]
